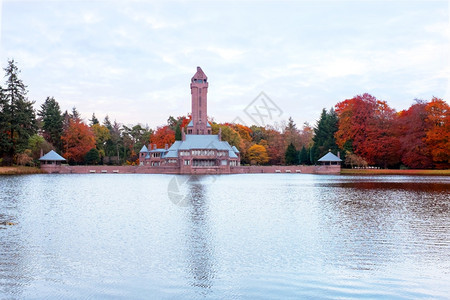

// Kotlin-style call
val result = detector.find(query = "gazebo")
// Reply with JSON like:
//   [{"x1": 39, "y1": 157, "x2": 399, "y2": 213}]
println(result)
[
  {"x1": 39, "y1": 150, "x2": 66, "y2": 166},
  {"x1": 318, "y1": 151, "x2": 342, "y2": 165}
]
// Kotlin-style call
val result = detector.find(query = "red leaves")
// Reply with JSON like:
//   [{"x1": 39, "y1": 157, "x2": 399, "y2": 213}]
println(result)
[
  {"x1": 150, "y1": 125, "x2": 175, "y2": 148},
  {"x1": 61, "y1": 119, "x2": 96, "y2": 163}
]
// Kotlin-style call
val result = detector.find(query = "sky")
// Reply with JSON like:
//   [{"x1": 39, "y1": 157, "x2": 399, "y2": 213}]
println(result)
[{"x1": 0, "y1": 0, "x2": 449, "y2": 129}]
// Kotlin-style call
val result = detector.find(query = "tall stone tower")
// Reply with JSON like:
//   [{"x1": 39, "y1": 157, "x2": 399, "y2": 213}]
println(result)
[{"x1": 187, "y1": 66, "x2": 211, "y2": 135}]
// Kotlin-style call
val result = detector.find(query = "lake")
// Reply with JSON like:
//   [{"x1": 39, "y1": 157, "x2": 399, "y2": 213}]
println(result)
[{"x1": 1, "y1": 174, "x2": 449, "y2": 299}]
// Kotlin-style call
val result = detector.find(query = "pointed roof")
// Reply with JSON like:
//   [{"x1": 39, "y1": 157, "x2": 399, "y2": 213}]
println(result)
[
  {"x1": 232, "y1": 146, "x2": 240, "y2": 153},
  {"x1": 140, "y1": 145, "x2": 148, "y2": 153},
  {"x1": 192, "y1": 66, "x2": 207, "y2": 80},
  {"x1": 318, "y1": 151, "x2": 342, "y2": 162},
  {"x1": 39, "y1": 150, "x2": 66, "y2": 161}
]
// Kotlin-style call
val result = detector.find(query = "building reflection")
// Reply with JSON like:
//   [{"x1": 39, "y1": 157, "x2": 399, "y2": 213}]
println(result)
[{"x1": 183, "y1": 176, "x2": 216, "y2": 296}]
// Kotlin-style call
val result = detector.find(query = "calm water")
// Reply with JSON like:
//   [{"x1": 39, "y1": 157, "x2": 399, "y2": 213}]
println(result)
[{"x1": 0, "y1": 174, "x2": 449, "y2": 299}]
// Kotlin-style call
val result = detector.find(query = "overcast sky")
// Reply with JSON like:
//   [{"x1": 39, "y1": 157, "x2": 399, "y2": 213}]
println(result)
[{"x1": 1, "y1": 0, "x2": 448, "y2": 129}]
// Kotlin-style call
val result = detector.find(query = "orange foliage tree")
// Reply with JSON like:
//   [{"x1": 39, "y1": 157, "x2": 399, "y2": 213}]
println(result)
[
  {"x1": 396, "y1": 101, "x2": 433, "y2": 169},
  {"x1": 424, "y1": 97, "x2": 449, "y2": 168},
  {"x1": 335, "y1": 93, "x2": 401, "y2": 168},
  {"x1": 62, "y1": 119, "x2": 96, "y2": 163},
  {"x1": 150, "y1": 125, "x2": 175, "y2": 148},
  {"x1": 247, "y1": 144, "x2": 269, "y2": 165}
]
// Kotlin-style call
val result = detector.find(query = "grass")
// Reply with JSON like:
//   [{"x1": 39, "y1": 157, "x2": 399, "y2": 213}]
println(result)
[
  {"x1": 0, "y1": 166, "x2": 46, "y2": 175},
  {"x1": 341, "y1": 168, "x2": 450, "y2": 176}
]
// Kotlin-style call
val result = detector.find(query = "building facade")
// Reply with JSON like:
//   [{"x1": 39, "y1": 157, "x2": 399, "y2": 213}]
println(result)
[{"x1": 139, "y1": 67, "x2": 240, "y2": 174}]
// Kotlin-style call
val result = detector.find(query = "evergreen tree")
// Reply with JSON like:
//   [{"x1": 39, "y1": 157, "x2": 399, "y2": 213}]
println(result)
[
  {"x1": 38, "y1": 97, "x2": 63, "y2": 151},
  {"x1": 299, "y1": 146, "x2": 309, "y2": 165},
  {"x1": 311, "y1": 108, "x2": 339, "y2": 163},
  {"x1": 89, "y1": 113, "x2": 99, "y2": 125},
  {"x1": 175, "y1": 125, "x2": 182, "y2": 141},
  {"x1": 1, "y1": 59, "x2": 36, "y2": 162},
  {"x1": 0, "y1": 86, "x2": 11, "y2": 161},
  {"x1": 85, "y1": 148, "x2": 100, "y2": 165},
  {"x1": 285, "y1": 142, "x2": 298, "y2": 165}
]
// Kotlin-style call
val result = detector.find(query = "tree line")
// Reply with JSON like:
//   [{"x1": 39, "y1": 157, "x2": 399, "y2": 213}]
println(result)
[{"x1": 1, "y1": 60, "x2": 448, "y2": 169}]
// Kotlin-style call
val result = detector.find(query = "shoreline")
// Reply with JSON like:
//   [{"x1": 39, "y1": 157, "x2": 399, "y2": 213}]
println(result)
[
  {"x1": 0, "y1": 166, "x2": 45, "y2": 175},
  {"x1": 2, "y1": 166, "x2": 449, "y2": 176},
  {"x1": 341, "y1": 169, "x2": 450, "y2": 176}
]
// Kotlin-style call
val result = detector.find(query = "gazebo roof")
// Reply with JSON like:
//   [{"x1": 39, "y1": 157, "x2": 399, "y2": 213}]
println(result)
[
  {"x1": 318, "y1": 151, "x2": 342, "y2": 162},
  {"x1": 39, "y1": 150, "x2": 66, "y2": 161}
]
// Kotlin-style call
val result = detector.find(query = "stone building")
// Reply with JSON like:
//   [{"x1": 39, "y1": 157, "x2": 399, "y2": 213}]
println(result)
[{"x1": 139, "y1": 67, "x2": 240, "y2": 174}]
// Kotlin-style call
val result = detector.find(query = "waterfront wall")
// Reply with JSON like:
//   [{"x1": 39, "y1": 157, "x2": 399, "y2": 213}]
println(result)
[{"x1": 42, "y1": 164, "x2": 341, "y2": 174}]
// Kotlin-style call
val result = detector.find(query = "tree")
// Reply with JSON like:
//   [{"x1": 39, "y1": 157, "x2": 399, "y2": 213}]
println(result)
[
  {"x1": 28, "y1": 134, "x2": 53, "y2": 160},
  {"x1": 335, "y1": 93, "x2": 400, "y2": 168},
  {"x1": 285, "y1": 143, "x2": 298, "y2": 165},
  {"x1": 247, "y1": 144, "x2": 269, "y2": 165},
  {"x1": 0, "y1": 59, "x2": 37, "y2": 163},
  {"x1": 38, "y1": 97, "x2": 63, "y2": 151},
  {"x1": 85, "y1": 148, "x2": 100, "y2": 165},
  {"x1": 424, "y1": 97, "x2": 449, "y2": 168},
  {"x1": 396, "y1": 100, "x2": 433, "y2": 169},
  {"x1": 89, "y1": 113, "x2": 99, "y2": 125},
  {"x1": 150, "y1": 125, "x2": 175, "y2": 148},
  {"x1": 299, "y1": 146, "x2": 309, "y2": 165},
  {"x1": 61, "y1": 119, "x2": 96, "y2": 164},
  {"x1": 312, "y1": 108, "x2": 339, "y2": 163},
  {"x1": 91, "y1": 123, "x2": 111, "y2": 161}
]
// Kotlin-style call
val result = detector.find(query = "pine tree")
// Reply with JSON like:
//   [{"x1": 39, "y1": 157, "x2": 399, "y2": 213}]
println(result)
[
  {"x1": 285, "y1": 142, "x2": 298, "y2": 165},
  {"x1": 311, "y1": 108, "x2": 339, "y2": 163},
  {"x1": 299, "y1": 146, "x2": 308, "y2": 165},
  {"x1": 175, "y1": 125, "x2": 182, "y2": 141},
  {"x1": 90, "y1": 113, "x2": 99, "y2": 125},
  {"x1": 1, "y1": 59, "x2": 36, "y2": 162},
  {"x1": 38, "y1": 97, "x2": 63, "y2": 151}
]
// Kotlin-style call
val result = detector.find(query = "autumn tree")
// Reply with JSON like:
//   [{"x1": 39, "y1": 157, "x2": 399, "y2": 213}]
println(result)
[
  {"x1": 62, "y1": 119, "x2": 96, "y2": 164},
  {"x1": 396, "y1": 100, "x2": 433, "y2": 169},
  {"x1": 335, "y1": 93, "x2": 400, "y2": 168},
  {"x1": 424, "y1": 97, "x2": 449, "y2": 168},
  {"x1": 38, "y1": 97, "x2": 63, "y2": 151},
  {"x1": 247, "y1": 144, "x2": 269, "y2": 165},
  {"x1": 150, "y1": 125, "x2": 175, "y2": 148}
]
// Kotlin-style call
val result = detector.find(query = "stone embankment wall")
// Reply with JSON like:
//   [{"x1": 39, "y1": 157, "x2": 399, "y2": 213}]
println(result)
[{"x1": 42, "y1": 164, "x2": 341, "y2": 174}]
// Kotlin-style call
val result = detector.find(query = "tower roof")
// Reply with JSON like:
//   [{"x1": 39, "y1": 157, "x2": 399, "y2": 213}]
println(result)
[{"x1": 192, "y1": 66, "x2": 207, "y2": 80}]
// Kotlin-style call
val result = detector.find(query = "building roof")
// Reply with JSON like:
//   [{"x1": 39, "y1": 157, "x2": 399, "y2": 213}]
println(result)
[
  {"x1": 167, "y1": 134, "x2": 238, "y2": 159},
  {"x1": 177, "y1": 135, "x2": 229, "y2": 150},
  {"x1": 39, "y1": 150, "x2": 66, "y2": 161},
  {"x1": 232, "y1": 146, "x2": 240, "y2": 153},
  {"x1": 318, "y1": 151, "x2": 342, "y2": 162},
  {"x1": 192, "y1": 66, "x2": 207, "y2": 80},
  {"x1": 140, "y1": 145, "x2": 148, "y2": 153}
]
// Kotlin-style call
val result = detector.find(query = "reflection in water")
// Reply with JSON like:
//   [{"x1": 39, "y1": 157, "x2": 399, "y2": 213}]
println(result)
[
  {"x1": 183, "y1": 176, "x2": 215, "y2": 296},
  {"x1": 0, "y1": 174, "x2": 448, "y2": 299},
  {"x1": 315, "y1": 177, "x2": 450, "y2": 274}
]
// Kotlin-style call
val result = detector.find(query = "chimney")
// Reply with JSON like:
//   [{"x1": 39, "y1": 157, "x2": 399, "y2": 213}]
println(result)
[
  {"x1": 218, "y1": 127, "x2": 222, "y2": 141},
  {"x1": 40, "y1": 148, "x2": 44, "y2": 158},
  {"x1": 153, "y1": 144, "x2": 157, "y2": 150},
  {"x1": 337, "y1": 151, "x2": 340, "y2": 158},
  {"x1": 165, "y1": 144, "x2": 168, "y2": 150},
  {"x1": 182, "y1": 127, "x2": 186, "y2": 141}
]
